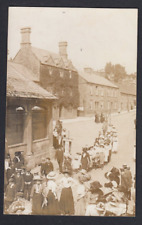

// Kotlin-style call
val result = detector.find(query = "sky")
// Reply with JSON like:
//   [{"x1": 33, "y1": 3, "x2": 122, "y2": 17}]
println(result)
[{"x1": 8, "y1": 7, "x2": 138, "y2": 74}]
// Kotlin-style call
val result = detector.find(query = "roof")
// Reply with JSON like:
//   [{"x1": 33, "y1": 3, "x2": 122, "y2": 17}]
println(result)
[
  {"x1": 31, "y1": 46, "x2": 76, "y2": 71},
  {"x1": 7, "y1": 61, "x2": 57, "y2": 100},
  {"x1": 79, "y1": 70, "x2": 118, "y2": 88},
  {"x1": 117, "y1": 82, "x2": 136, "y2": 96}
]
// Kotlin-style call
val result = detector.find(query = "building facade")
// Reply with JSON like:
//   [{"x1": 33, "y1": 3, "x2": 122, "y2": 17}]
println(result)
[
  {"x1": 13, "y1": 27, "x2": 79, "y2": 120},
  {"x1": 6, "y1": 61, "x2": 56, "y2": 168},
  {"x1": 78, "y1": 68, "x2": 119, "y2": 116},
  {"x1": 117, "y1": 83, "x2": 136, "y2": 111}
]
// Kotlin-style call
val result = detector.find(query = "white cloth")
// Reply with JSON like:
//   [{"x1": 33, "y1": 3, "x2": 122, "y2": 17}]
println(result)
[{"x1": 59, "y1": 177, "x2": 76, "y2": 188}]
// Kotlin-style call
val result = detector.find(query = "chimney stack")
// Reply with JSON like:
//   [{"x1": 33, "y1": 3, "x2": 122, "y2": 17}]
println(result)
[
  {"x1": 59, "y1": 41, "x2": 68, "y2": 60},
  {"x1": 20, "y1": 27, "x2": 31, "y2": 48}
]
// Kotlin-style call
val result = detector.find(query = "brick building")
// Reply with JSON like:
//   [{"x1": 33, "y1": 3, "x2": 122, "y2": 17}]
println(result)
[
  {"x1": 78, "y1": 68, "x2": 119, "y2": 116},
  {"x1": 6, "y1": 61, "x2": 56, "y2": 168},
  {"x1": 13, "y1": 27, "x2": 79, "y2": 120}
]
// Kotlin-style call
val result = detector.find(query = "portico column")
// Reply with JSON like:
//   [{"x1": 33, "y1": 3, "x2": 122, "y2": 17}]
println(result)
[{"x1": 24, "y1": 106, "x2": 32, "y2": 156}]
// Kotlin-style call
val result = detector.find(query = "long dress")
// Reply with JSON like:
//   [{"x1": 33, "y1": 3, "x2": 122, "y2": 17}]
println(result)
[
  {"x1": 30, "y1": 184, "x2": 43, "y2": 215},
  {"x1": 42, "y1": 180, "x2": 59, "y2": 215},
  {"x1": 59, "y1": 177, "x2": 75, "y2": 215},
  {"x1": 43, "y1": 190, "x2": 59, "y2": 215},
  {"x1": 75, "y1": 184, "x2": 86, "y2": 215}
]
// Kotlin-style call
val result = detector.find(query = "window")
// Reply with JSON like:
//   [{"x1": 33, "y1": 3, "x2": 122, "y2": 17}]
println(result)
[
  {"x1": 6, "y1": 106, "x2": 25, "y2": 145},
  {"x1": 69, "y1": 71, "x2": 72, "y2": 79},
  {"x1": 95, "y1": 101, "x2": 99, "y2": 109},
  {"x1": 90, "y1": 101, "x2": 93, "y2": 110},
  {"x1": 96, "y1": 86, "x2": 99, "y2": 95},
  {"x1": 100, "y1": 102, "x2": 104, "y2": 109},
  {"x1": 101, "y1": 88, "x2": 104, "y2": 96},
  {"x1": 90, "y1": 86, "x2": 93, "y2": 95},
  {"x1": 60, "y1": 71, "x2": 64, "y2": 78},
  {"x1": 32, "y1": 109, "x2": 47, "y2": 141}
]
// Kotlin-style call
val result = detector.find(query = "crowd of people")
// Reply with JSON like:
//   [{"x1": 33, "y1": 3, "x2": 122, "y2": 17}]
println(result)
[{"x1": 4, "y1": 121, "x2": 135, "y2": 216}]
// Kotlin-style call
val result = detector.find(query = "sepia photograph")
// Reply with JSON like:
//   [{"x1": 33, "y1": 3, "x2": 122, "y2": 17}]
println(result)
[{"x1": 4, "y1": 7, "x2": 137, "y2": 216}]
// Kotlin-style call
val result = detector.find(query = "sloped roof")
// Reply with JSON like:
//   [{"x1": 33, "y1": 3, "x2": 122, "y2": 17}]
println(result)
[
  {"x1": 7, "y1": 61, "x2": 57, "y2": 100},
  {"x1": 79, "y1": 70, "x2": 118, "y2": 88},
  {"x1": 117, "y1": 82, "x2": 136, "y2": 96},
  {"x1": 31, "y1": 46, "x2": 76, "y2": 71}
]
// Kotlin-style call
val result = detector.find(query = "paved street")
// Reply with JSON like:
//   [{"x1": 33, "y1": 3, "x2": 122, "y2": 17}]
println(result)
[{"x1": 62, "y1": 110, "x2": 136, "y2": 184}]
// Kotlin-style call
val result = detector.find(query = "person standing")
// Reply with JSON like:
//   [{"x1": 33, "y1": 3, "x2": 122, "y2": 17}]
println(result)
[
  {"x1": 42, "y1": 172, "x2": 59, "y2": 215},
  {"x1": 23, "y1": 169, "x2": 33, "y2": 201},
  {"x1": 75, "y1": 177, "x2": 87, "y2": 215},
  {"x1": 59, "y1": 170, "x2": 75, "y2": 215},
  {"x1": 81, "y1": 148, "x2": 90, "y2": 171},
  {"x1": 4, "y1": 178, "x2": 16, "y2": 210},
  {"x1": 14, "y1": 171, "x2": 24, "y2": 193},
  {"x1": 56, "y1": 147, "x2": 64, "y2": 173},
  {"x1": 30, "y1": 176, "x2": 43, "y2": 215}
]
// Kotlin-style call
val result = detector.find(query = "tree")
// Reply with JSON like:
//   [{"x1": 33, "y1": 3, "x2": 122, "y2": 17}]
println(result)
[{"x1": 113, "y1": 64, "x2": 126, "y2": 82}]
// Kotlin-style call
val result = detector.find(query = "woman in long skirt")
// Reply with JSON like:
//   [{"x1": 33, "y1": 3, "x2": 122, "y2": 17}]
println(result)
[
  {"x1": 59, "y1": 170, "x2": 76, "y2": 215},
  {"x1": 42, "y1": 172, "x2": 59, "y2": 215},
  {"x1": 30, "y1": 176, "x2": 43, "y2": 215},
  {"x1": 75, "y1": 178, "x2": 87, "y2": 215}
]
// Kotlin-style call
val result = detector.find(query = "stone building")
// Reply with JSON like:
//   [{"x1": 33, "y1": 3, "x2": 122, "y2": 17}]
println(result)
[
  {"x1": 6, "y1": 61, "x2": 56, "y2": 168},
  {"x1": 117, "y1": 83, "x2": 136, "y2": 111},
  {"x1": 78, "y1": 68, "x2": 119, "y2": 116},
  {"x1": 13, "y1": 27, "x2": 79, "y2": 120}
]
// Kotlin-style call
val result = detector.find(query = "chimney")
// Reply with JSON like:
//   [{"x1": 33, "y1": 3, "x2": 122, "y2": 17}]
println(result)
[
  {"x1": 84, "y1": 68, "x2": 93, "y2": 73},
  {"x1": 20, "y1": 27, "x2": 31, "y2": 48},
  {"x1": 59, "y1": 41, "x2": 68, "y2": 60}
]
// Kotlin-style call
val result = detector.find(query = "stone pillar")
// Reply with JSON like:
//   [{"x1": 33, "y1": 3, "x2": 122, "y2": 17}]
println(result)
[{"x1": 24, "y1": 106, "x2": 32, "y2": 156}]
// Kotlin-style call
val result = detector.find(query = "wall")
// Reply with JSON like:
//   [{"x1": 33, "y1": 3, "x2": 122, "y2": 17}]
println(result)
[
  {"x1": 6, "y1": 97, "x2": 54, "y2": 169},
  {"x1": 40, "y1": 64, "x2": 79, "y2": 119}
]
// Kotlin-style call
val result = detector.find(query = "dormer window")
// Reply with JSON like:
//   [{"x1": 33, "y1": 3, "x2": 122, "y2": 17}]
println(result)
[
  {"x1": 69, "y1": 71, "x2": 72, "y2": 79},
  {"x1": 60, "y1": 71, "x2": 64, "y2": 78}
]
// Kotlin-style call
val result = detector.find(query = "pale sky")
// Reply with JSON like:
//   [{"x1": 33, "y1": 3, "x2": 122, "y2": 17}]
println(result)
[{"x1": 8, "y1": 7, "x2": 138, "y2": 74}]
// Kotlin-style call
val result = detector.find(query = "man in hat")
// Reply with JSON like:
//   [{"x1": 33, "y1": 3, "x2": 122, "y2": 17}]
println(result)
[
  {"x1": 15, "y1": 170, "x2": 24, "y2": 193},
  {"x1": 120, "y1": 165, "x2": 132, "y2": 200},
  {"x1": 23, "y1": 169, "x2": 33, "y2": 201},
  {"x1": 63, "y1": 153, "x2": 72, "y2": 175},
  {"x1": 4, "y1": 178, "x2": 16, "y2": 210},
  {"x1": 13, "y1": 151, "x2": 23, "y2": 169},
  {"x1": 56, "y1": 147, "x2": 64, "y2": 173}
]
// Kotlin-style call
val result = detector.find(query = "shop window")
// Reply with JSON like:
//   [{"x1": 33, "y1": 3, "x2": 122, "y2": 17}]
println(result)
[
  {"x1": 6, "y1": 106, "x2": 25, "y2": 145},
  {"x1": 32, "y1": 109, "x2": 47, "y2": 141}
]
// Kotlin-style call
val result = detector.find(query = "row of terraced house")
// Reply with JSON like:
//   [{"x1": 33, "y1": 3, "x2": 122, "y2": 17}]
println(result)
[{"x1": 6, "y1": 27, "x2": 136, "y2": 168}]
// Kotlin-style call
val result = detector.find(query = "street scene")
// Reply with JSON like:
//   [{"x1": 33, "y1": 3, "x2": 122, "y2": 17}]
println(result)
[{"x1": 4, "y1": 8, "x2": 137, "y2": 216}]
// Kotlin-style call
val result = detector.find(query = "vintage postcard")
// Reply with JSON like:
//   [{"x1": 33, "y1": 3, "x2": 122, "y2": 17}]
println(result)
[{"x1": 4, "y1": 7, "x2": 137, "y2": 216}]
